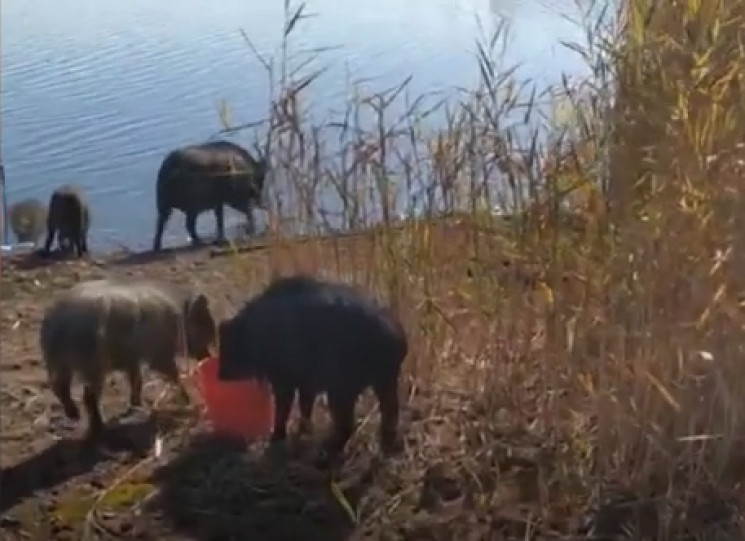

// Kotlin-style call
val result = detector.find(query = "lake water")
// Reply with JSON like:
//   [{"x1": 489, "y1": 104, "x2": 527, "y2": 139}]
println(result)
[{"x1": 2, "y1": 0, "x2": 592, "y2": 251}]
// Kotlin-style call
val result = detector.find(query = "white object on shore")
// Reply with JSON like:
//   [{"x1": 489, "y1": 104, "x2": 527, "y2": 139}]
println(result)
[
  {"x1": 2, "y1": 242, "x2": 37, "y2": 252},
  {"x1": 154, "y1": 435, "x2": 163, "y2": 458}
]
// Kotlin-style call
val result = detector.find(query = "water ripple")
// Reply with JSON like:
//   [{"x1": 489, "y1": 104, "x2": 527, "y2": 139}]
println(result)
[{"x1": 2, "y1": 0, "x2": 589, "y2": 250}]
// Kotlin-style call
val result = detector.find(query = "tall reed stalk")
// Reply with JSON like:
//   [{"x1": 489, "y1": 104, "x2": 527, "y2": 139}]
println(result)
[{"x1": 213, "y1": 0, "x2": 745, "y2": 536}]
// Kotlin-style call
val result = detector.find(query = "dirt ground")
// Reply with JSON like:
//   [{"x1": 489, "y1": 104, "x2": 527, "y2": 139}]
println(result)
[{"x1": 0, "y1": 227, "x2": 561, "y2": 541}]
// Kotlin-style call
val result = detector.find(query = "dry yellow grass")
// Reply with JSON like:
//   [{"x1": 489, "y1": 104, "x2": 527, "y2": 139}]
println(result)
[{"x1": 204, "y1": 0, "x2": 745, "y2": 537}]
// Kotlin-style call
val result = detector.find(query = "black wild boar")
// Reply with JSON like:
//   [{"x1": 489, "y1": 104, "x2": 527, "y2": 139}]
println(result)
[
  {"x1": 8, "y1": 198, "x2": 47, "y2": 245},
  {"x1": 218, "y1": 275, "x2": 408, "y2": 462},
  {"x1": 42, "y1": 184, "x2": 90, "y2": 257},
  {"x1": 152, "y1": 140, "x2": 268, "y2": 251},
  {"x1": 40, "y1": 279, "x2": 217, "y2": 441}
]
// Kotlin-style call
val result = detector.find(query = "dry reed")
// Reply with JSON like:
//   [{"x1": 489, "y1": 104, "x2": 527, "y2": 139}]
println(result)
[{"x1": 85, "y1": 0, "x2": 745, "y2": 538}]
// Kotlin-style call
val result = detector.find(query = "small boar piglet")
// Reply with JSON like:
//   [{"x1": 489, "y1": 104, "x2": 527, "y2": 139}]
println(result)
[
  {"x1": 9, "y1": 198, "x2": 47, "y2": 245},
  {"x1": 218, "y1": 275, "x2": 408, "y2": 463},
  {"x1": 42, "y1": 184, "x2": 90, "y2": 257},
  {"x1": 40, "y1": 279, "x2": 216, "y2": 440}
]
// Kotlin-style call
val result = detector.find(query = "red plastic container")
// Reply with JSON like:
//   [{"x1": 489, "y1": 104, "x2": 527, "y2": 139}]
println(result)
[{"x1": 192, "y1": 356, "x2": 274, "y2": 441}]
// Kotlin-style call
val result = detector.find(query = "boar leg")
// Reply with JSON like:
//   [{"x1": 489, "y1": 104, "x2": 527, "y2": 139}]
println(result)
[
  {"x1": 50, "y1": 365, "x2": 80, "y2": 421},
  {"x1": 74, "y1": 236, "x2": 84, "y2": 258},
  {"x1": 153, "y1": 208, "x2": 172, "y2": 251},
  {"x1": 270, "y1": 383, "x2": 295, "y2": 446},
  {"x1": 126, "y1": 365, "x2": 143, "y2": 409},
  {"x1": 41, "y1": 226, "x2": 56, "y2": 256},
  {"x1": 185, "y1": 211, "x2": 202, "y2": 246},
  {"x1": 373, "y1": 375, "x2": 403, "y2": 455},
  {"x1": 76, "y1": 232, "x2": 88, "y2": 257},
  {"x1": 324, "y1": 389, "x2": 359, "y2": 461},
  {"x1": 83, "y1": 381, "x2": 105, "y2": 441},
  {"x1": 296, "y1": 388, "x2": 315, "y2": 435},
  {"x1": 213, "y1": 204, "x2": 227, "y2": 244}
]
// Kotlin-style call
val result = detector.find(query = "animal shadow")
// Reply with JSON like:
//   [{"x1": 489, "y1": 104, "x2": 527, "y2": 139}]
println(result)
[
  {"x1": 4, "y1": 249, "x2": 73, "y2": 271},
  {"x1": 108, "y1": 243, "x2": 206, "y2": 267},
  {"x1": 109, "y1": 233, "x2": 269, "y2": 267},
  {"x1": 0, "y1": 413, "x2": 156, "y2": 513},
  {"x1": 148, "y1": 432, "x2": 367, "y2": 541}
]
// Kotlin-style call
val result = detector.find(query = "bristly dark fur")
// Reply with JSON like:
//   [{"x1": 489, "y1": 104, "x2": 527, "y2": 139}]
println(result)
[
  {"x1": 9, "y1": 198, "x2": 47, "y2": 244},
  {"x1": 152, "y1": 140, "x2": 268, "y2": 251},
  {"x1": 42, "y1": 184, "x2": 90, "y2": 257},
  {"x1": 218, "y1": 274, "x2": 407, "y2": 463}
]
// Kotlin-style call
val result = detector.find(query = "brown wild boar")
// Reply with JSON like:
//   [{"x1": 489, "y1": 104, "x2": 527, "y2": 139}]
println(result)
[
  {"x1": 8, "y1": 198, "x2": 47, "y2": 244},
  {"x1": 40, "y1": 279, "x2": 217, "y2": 440},
  {"x1": 152, "y1": 140, "x2": 268, "y2": 251},
  {"x1": 42, "y1": 184, "x2": 90, "y2": 257}
]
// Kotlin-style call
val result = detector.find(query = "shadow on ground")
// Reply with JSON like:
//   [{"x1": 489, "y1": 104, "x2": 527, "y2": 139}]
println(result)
[
  {"x1": 3, "y1": 249, "x2": 79, "y2": 272},
  {"x1": 147, "y1": 433, "x2": 372, "y2": 541},
  {"x1": 108, "y1": 233, "x2": 267, "y2": 267},
  {"x1": 107, "y1": 244, "x2": 207, "y2": 267},
  {"x1": 0, "y1": 413, "x2": 156, "y2": 513}
]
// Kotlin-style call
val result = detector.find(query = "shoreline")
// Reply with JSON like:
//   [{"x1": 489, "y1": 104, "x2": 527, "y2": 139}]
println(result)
[{"x1": 2, "y1": 212, "x2": 506, "y2": 269}]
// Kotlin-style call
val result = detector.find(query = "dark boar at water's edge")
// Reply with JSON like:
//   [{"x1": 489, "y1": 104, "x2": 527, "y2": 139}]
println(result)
[
  {"x1": 42, "y1": 184, "x2": 90, "y2": 257},
  {"x1": 152, "y1": 140, "x2": 269, "y2": 251},
  {"x1": 218, "y1": 275, "x2": 408, "y2": 462},
  {"x1": 40, "y1": 279, "x2": 217, "y2": 440},
  {"x1": 8, "y1": 198, "x2": 47, "y2": 244}
]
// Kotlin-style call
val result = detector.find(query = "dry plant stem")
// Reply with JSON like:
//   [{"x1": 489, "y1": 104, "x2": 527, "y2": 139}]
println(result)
[{"x1": 81, "y1": 361, "x2": 199, "y2": 540}]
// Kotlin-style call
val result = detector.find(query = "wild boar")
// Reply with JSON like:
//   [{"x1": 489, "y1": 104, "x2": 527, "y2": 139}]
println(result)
[
  {"x1": 40, "y1": 279, "x2": 217, "y2": 440},
  {"x1": 42, "y1": 184, "x2": 90, "y2": 257},
  {"x1": 152, "y1": 140, "x2": 268, "y2": 251},
  {"x1": 218, "y1": 275, "x2": 408, "y2": 463}
]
